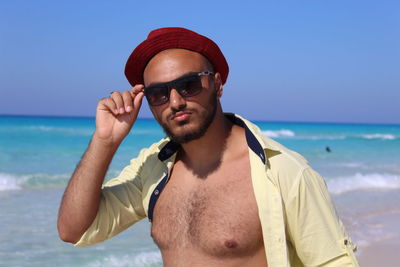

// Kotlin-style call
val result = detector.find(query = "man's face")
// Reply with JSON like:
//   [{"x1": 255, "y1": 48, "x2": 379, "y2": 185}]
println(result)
[{"x1": 143, "y1": 49, "x2": 220, "y2": 144}]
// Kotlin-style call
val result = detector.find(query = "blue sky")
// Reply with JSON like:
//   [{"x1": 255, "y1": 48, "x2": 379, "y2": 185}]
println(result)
[{"x1": 1, "y1": 0, "x2": 399, "y2": 124}]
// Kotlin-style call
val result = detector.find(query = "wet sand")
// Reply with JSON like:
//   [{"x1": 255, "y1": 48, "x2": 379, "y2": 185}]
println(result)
[
  {"x1": 355, "y1": 210, "x2": 400, "y2": 267},
  {"x1": 358, "y1": 238, "x2": 400, "y2": 267}
]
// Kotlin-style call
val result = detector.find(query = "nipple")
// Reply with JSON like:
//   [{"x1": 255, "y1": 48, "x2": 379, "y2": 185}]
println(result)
[{"x1": 224, "y1": 239, "x2": 238, "y2": 249}]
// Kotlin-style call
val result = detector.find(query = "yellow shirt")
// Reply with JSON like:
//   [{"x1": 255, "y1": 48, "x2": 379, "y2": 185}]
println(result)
[{"x1": 75, "y1": 113, "x2": 359, "y2": 267}]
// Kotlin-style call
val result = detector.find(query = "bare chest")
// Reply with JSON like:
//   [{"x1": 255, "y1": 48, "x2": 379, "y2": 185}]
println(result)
[{"x1": 151, "y1": 164, "x2": 263, "y2": 258}]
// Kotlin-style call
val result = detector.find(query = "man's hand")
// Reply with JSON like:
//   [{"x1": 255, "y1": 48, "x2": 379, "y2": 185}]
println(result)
[{"x1": 94, "y1": 84, "x2": 145, "y2": 146}]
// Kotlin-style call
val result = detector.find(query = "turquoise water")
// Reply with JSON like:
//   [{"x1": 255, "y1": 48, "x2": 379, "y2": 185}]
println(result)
[{"x1": 1, "y1": 115, "x2": 400, "y2": 266}]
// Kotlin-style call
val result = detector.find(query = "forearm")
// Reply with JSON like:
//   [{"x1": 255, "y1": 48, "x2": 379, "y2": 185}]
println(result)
[{"x1": 57, "y1": 134, "x2": 119, "y2": 243}]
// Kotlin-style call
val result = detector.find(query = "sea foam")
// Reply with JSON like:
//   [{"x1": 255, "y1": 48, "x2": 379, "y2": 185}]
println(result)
[
  {"x1": 302, "y1": 135, "x2": 347, "y2": 140},
  {"x1": 88, "y1": 251, "x2": 162, "y2": 267},
  {"x1": 0, "y1": 172, "x2": 69, "y2": 191},
  {"x1": 262, "y1": 129, "x2": 295, "y2": 138},
  {"x1": 261, "y1": 129, "x2": 398, "y2": 141},
  {"x1": 27, "y1": 125, "x2": 93, "y2": 136},
  {"x1": 133, "y1": 251, "x2": 162, "y2": 266},
  {"x1": 361, "y1": 133, "x2": 396, "y2": 140},
  {"x1": 327, "y1": 173, "x2": 400, "y2": 195},
  {"x1": 0, "y1": 173, "x2": 21, "y2": 191}
]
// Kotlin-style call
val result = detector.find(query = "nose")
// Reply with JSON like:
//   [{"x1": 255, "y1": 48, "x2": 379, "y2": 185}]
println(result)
[{"x1": 169, "y1": 88, "x2": 186, "y2": 111}]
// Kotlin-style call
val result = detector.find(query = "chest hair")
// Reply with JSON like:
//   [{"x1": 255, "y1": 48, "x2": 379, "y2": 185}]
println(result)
[{"x1": 151, "y1": 172, "x2": 263, "y2": 257}]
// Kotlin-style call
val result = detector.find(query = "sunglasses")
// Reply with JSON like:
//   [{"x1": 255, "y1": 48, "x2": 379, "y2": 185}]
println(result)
[{"x1": 143, "y1": 71, "x2": 214, "y2": 106}]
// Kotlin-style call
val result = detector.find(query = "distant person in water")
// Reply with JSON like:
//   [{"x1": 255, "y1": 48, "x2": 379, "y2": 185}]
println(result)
[
  {"x1": 57, "y1": 27, "x2": 359, "y2": 266},
  {"x1": 326, "y1": 146, "x2": 332, "y2": 152}
]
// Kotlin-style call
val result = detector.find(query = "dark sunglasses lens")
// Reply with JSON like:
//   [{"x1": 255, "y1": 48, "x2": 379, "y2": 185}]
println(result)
[
  {"x1": 175, "y1": 76, "x2": 203, "y2": 97},
  {"x1": 145, "y1": 75, "x2": 204, "y2": 106},
  {"x1": 146, "y1": 86, "x2": 169, "y2": 106}
]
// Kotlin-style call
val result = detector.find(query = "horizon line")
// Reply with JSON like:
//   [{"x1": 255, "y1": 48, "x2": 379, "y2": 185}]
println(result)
[{"x1": 1, "y1": 113, "x2": 399, "y2": 126}]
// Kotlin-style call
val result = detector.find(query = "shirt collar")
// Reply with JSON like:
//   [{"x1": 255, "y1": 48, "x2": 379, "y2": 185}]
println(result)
[{"x1": 157, "y1": 113, "x2": 280, "y2": 163}]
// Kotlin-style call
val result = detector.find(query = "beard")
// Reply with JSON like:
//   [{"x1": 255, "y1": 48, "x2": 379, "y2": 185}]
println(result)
[{"x1": 160, "y1": 90, "x2": 218, "y2": 144}]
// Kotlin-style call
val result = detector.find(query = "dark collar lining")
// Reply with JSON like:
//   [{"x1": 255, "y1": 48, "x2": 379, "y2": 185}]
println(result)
[
  {"x1": 157, "y1": 140, "x2": 180, "y2": 161},
  {"x1": 157, "y1": 114, "x2": 266, "y2": 164}
]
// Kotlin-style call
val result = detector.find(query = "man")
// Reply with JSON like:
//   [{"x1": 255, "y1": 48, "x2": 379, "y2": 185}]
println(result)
[{"x1": 58, "y1": 27, "x2": 359, "y2": 266}]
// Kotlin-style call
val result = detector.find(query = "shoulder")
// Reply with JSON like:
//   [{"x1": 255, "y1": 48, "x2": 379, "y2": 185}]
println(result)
[
  {"x1": 128, "y1": 137, "x2": 175, "y2": 176},
  {"x1": 263, "y1": 135, "x2": 309, "y2": 173},
  {"x1": 261, "y1": 135, "x2": 319, "y2": 199},
  {"x1": 132, "y1": 137, "x2": 171, "y2": 164}
]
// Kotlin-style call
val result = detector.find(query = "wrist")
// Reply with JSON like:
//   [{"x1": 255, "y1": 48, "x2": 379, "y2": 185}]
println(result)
[{"x1": 92, "y1": 132, "x2": 121, "y2": 152}]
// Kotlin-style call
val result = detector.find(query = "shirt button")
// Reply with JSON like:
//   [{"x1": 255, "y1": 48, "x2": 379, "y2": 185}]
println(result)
[{"x1": 154, "y1": 189, "x2": 159, "y2": 195}]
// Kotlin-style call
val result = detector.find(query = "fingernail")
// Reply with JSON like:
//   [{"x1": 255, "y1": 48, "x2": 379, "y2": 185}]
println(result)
[
  {"x1": 119, "y1": 108, "x2": 124, "y2": 114},
  {"x1": 114, "y1": 109, "x2": 118, "y2": 114},
  {"x1": 126, "y1": 106, "x2": 132, "y2": 112}
]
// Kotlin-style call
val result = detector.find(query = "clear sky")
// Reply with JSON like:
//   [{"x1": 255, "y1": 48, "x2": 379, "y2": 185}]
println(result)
[{"x1": 1, "y1": 0, "x2": 399, "y2": 124}]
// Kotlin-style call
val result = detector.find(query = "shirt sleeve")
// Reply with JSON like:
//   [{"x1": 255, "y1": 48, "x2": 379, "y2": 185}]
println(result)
[
  {"x1": 74, "y1": 152, "x2": 148, "y2": 247},
  {"x1": 285, "y1": 167, "x2": 359, "y2": 266}
]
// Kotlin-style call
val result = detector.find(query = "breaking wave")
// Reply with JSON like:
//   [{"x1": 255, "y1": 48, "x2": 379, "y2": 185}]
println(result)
[
  {"x1": 262, "y1": 129, "x2": 295, "y2": 138},
  {"x1": 360, "y1": 134, "x2": 396, "y2": 140},
  {"x1": 0, "y1": 173, "x2": 21, "y2": 191},
  {"x1": 327, "y1": 173, "x2": 400, "y2": 195},
  {"x1": 0, "y1": 172, "x2": 70, "y2": 191}
]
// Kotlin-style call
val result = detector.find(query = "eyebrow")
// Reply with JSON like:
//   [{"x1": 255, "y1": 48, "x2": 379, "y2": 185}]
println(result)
[{"x1": 146, "y1": 71, "x2": 199, "y2": 88}]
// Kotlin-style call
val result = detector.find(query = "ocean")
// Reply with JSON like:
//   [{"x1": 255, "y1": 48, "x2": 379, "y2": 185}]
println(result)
[{"x1": 1, "y1": 115, "x2": 399, "y2": 266}]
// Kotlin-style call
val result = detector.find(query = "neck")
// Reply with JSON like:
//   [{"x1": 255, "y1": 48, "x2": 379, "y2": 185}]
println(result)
[{"x1": 178, "y1": 111, "x2": 233, "y2": 178}]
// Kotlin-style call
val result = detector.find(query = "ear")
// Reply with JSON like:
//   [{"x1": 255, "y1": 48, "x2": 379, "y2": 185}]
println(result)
[{"x1": 214, "y1": 72, "x2": 223, "y2": 98}]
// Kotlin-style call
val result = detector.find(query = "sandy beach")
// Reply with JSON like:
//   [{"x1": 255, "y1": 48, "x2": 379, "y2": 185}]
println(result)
[
  {"x1": 358, "y1": 239, "x2": 400, "y2": 267},
  {"x1": 355, "y1": 209, "x2": 400, "y2": 266}
]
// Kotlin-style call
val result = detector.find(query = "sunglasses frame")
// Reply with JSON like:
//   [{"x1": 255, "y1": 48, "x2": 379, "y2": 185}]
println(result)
[{"x1": 142, "y1": 71, "x2": 214, "y2": 106}]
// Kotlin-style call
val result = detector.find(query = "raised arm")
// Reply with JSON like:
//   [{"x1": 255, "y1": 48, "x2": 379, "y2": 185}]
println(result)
[{"x1": 57, "y1": 85, "x2": 144, "y2": 243}]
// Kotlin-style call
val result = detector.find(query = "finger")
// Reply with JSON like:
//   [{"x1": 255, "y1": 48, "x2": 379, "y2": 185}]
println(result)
[
  {"x1": 121, "y1": 90, "x2": 134, "y2": 113},
  {"x1": 98, "y1": 97, "x2": 118, "y2": 115},
  {"x1": 110, "y1": 91, "x2": 125, "y2": 114},
  {"x1": 131, "y1": 84, "x2": 145, "y2": 95},
  {"x1": 105, "y1": 98, "x2": 119, "y2": 115}
]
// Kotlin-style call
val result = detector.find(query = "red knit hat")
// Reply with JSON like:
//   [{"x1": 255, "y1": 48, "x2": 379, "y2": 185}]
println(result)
[{"x1": 124, "y1": 27, "x2": 229, "y2": 86}]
